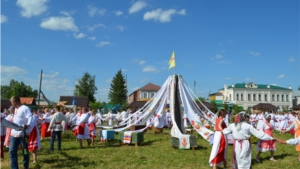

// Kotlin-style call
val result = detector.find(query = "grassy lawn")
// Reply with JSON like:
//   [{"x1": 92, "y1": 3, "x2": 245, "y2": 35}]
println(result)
[{"x1": 1, "y1": 128, "x2": 299, "y2": 169}]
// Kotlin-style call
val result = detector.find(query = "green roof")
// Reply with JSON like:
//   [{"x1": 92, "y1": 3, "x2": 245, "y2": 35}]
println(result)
[{"x1": 226, "y1": 83, "x2": 291, "y2": 90}]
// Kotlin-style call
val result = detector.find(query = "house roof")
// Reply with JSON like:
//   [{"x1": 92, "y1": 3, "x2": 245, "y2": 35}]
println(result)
[
  {"x1": 196, "y1": 102, "x2": 216, "y2": 110},
  {"x1": 219, "y1": 83, "x2": 291, "y2": 91},
  {"x1": 209, "y1": 92, "x2": 223, "y2": 96},
  {"x1": 20, "y1": 97, "x2": 36, "y2": 105},
  {"x1": 59, "y1": 96, "x2": 89, "y2": 107},
  {"x1": 139, "y1": 83, "x2": 161, "y2": 91},
  {"x1": 293, "y1": 104, "x2": 300, "y2": 110},
  {"x1": 252, "y1": 103, "x2": 279, "y2": 109}
]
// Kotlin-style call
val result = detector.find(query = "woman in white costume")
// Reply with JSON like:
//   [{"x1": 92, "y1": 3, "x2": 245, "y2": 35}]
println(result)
[
  {"x1": 223, "y1": 112, "x2": 274, "y2": 169},
  {"x1": 255, "y1": 112, "x2": 264, "y2": 131}
]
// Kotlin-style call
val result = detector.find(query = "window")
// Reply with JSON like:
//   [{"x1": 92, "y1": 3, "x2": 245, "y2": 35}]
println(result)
[
  {"x1": 143, "y1": 92, "x2": 147, "y2": 98},
  {"x1": 253, "y1": 94, "x2": 256, "y2": 101},
  {"x1": 265, "y1": 94, "x2": 268, "y2": 101},
  {"x1": 236, "y1": 94, "x2": 239, "y2": 101},
  {"x1": 277, "y1": 95, "x2": 279, "y2": 101},
  {"x1": 229, "y1": 94, "x2": 231, "y2": 101},
  {"x1": 241, "y1": 94, "x2": 244, "y2": 101},
  {"x1": 258, "y1": 94, "x2": 261, "y2": 101},
  {"x1": 272, "y1": 95, "x2": 275, "y2": 101},
  {"x1": 248, "y1": 94, "x2": 251, "y2": 101},
  {"x1": 151, "y1": 93, "x2": 155, "y2": 98},
  {"x1": 286, "y1": 95, "x2": 289, "y2": 102},
  {"x1": 281, "y1": 95, "x2": 284, "y2": 102}
]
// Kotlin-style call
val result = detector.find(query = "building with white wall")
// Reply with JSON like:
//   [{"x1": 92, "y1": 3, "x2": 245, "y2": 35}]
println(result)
[{"x1": 211, "y1": 82, "x2": 293, "y2": 111}]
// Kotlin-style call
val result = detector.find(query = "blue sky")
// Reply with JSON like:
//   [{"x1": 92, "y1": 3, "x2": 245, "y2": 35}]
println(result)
[{"x1": 1, "y1": 0, "x2": 299, "y2": 103}]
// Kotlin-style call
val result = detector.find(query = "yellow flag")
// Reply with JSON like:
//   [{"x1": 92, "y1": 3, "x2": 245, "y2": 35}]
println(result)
[{"x1": 168, "y1": 51, "x2": 176, "y2": 70}]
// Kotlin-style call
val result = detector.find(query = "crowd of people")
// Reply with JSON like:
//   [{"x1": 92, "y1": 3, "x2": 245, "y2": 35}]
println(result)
[
  {"x1": 1, "y1": 96, "x2": 300, "y2": 169},
  {"x1": 208, "y1": 109, "x2": 300, "y2": 169}
]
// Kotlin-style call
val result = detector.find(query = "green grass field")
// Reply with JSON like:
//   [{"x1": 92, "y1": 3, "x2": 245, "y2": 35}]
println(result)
[{"x1": 1, "y1": 128, "x2": 299, "y2": 169}]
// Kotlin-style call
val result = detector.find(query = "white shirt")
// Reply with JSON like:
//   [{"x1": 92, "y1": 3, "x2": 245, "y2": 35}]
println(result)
[
  {"x1": 11, "y1": 105, "x2": 33, "y2": 137},
  {"x1": 120, "y1": 111, "x2": 128, "y2": 121},
  {"x1": 48, "y1": 112, "x2": 69, "y2": 131},
  {"x1": 287, "y1": 137, "x2": 300, "y2": 145}
]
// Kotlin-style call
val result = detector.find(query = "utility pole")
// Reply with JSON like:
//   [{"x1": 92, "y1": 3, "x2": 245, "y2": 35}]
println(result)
[
  {"x1": 194, "y1": 81, "x2": 196, "y2": 96},
  {"x1": 38, "y1": 70, "x2": 43, "y2": 109},
  {"x1": 126, "y1": 74, "x2": 128, "y2": 102}
]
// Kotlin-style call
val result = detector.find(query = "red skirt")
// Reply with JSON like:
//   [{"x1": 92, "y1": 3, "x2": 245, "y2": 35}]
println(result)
[
  {"x1": 211, "y1": 134, "x2": 226, "y2": 164},
  {"x1": 77, "y1": 123, "x2": 86, "y2": 135},
  {"x1": 41, "y1": 122, "x2": 51, "y2": 137},
  {"x1": 1, "y1": 135, "x2": 5, "y2": 159},
  {"x1": 28, "y1": 126, "x2": 40, "y2": 152}
]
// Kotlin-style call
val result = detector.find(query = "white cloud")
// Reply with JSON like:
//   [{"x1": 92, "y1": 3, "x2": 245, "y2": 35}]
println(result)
[
  {"x1": 114, "y1": 10, "x2": 123, "y2": 16},
  {"x1": 225, "y1": 77, "x2": 232, "y2": 80},
  {"x1": 133, "y1": 59, "x2": 146, "y2": 65},
  {"x1": 245, "y1": 78, "x2": 251, "y2": 81},
  {"x1": 288, "y1": 56, "x2": 295, "y2": 62},
  {"x1": 105, "y1": 78, "x2": 112, "y2": 83},
  {"x1": 116, "y1": 25, "x2": 124, "y2": 31},
  {"x1": 129, "y1": 1, "x2": 147, "y2": 14},
  {"x1": 16, "y1": 0, "x2": 49, "y2": 18},
  {"x1": 248, "y1": 50, "x2": 260, "y2": 57},
  {"x1": 278, "y1": 74, "x2": 285, "y2": 78},
  {"x1": 73, "y1": 32, "x2": 86, "y2": 39},
  {"x1": 96, "y1": 41, "x2": 110, "y2": 47},
  {"x1": 87, "y1": 23, "x2": 106, "y2": 31},
  {"x1": 122, "y1": 69, "x2": 128, "y2": 72},
  {"x1": 88, "y1": 5, "x2": 106, "y2": 17},
  {"x1": 177, "y1": 9, "x2": 186, "y2": 15},
  {"x1": 143, "y1": 66, "x2": 159, "y2": 73},
  {"x1": 88, "y1": 37, "x2": 96, "y2": 40},
  {"x1": 1, "y1": 15, "x2": 8, "y2": 24},
  {"x1": 215, "y1": 54, "x2": 223, "y2": 59},
  {"x1": 40, "y1": 15, "x2": 79, "y2": 31},
  {"x1": 143, "y1": 8, "x2": 185, "y2": 23},
  {"x1": 42, "y1": 71, "x2": 59, "y2": 78},
  {"x1": 1, "y1": 65, "x2": 27, "y2": 75}
]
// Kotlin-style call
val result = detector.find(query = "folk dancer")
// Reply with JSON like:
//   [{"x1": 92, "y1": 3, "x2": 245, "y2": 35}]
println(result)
[
  {"x1": 28, "y1": 110, "x2": 41, "y2": 163},
  {"x1": 250, "y1": 111, "x2": 257, "y2": 128},
  {"x1": 222, "y1": 112, "x2": 274, "y2": 169},
  {"x1": 40, "y1": 108, "x2": 51, "y2": 140},
  {"x1": 274, "y1": 112, "x2": 280, "y2": 131},
  {"x1": 256, "y1": 112, "x2": 264, "y2": 131},
  {"x1": 48, "y1": 106, "x2": 69, "y2": 151},
  {"x1": 106, "y1": 110, "x2": 113, "y2": 126},
  {"x1": 255, "y1": 114, "x2": 277, "y2": 162},
  {"x1": 279, "y1": 112, "x2": 289, "y2": 132},
  {"x1": 76, "y1": 107, "x2": 91, "y2": 148},
  {"x1": 4, "y1": 107, "x2": 15, "y2": 148},
  {"x1": 166, "y1": 110, "x2": 172, "y2": 129},
  {"x1": 88, "y1": 109, "x2": 97, "y2": 146},
  {"x1": 209, "y1": 109, "x2": 228, "y2": 169},
  {"x1": 0, "y1": 111, "x2": 6, "y2": 159},
  {"x1": 282, "y1": 112, "x2": 300, "y2": 162}
]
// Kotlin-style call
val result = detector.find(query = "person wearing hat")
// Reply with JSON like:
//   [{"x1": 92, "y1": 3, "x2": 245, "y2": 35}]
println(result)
[
  {"x1": 282, "y1": 112, "x2": 300, "y2": 162},
  {"x1": 255, "y1": 114, "x2": 277, "y2": 162},
  {"x1": 222, "y1": 111, "x2": 274, "y2": 169}
]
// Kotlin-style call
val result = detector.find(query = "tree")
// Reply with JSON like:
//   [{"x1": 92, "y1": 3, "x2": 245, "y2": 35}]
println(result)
[
  {"x1": 0, "y1": 79, "x2": 38, "y2": 99},
  {"x1": 232, "y1": 104, "x2": 244, "y2": 115},
  {"x1": 74, "y1": 72, "x2": 98, "y2": 103},
  {"x1": 195, "y1": 97, "x2": 205, "y2": 102},
  {"x1": 108, "y1": 70, "x2": 128, "y2": 107}
]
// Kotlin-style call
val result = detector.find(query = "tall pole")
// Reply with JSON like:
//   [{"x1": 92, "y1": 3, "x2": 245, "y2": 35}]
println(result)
[
  {"x1": 38, "y1": 70, "x2": 43, "y2": 109},
  {"x1": 126, "y1": 74, "x2": 128, "y2": 103},
  {"x1": 194, "y1": 81, "x2": 196, "y2": 95}
]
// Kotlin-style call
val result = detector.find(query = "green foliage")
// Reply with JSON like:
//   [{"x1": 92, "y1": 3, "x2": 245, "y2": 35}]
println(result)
[
  {"x1": 89, "y1": 101, "x2": 106, "y2": 111},
  {"x1": 74, "y1": 72, "x2": 98, "y2": 103},
  {"x1": 195, "y1": 97, "x2": 205, "y2": 102},
  {"x1": 0, "y1": 79, "x2": 38, "y2": 99},
  {"x1": 222, "y1": 103, "x2": 229, "y2": 110},
  {"x1": 108, "y1": 70, "x2": 128, "y2": 105},
  {"x1": 1, "y1": 130, "x2": 298, "y2": 169},
  {"x1": 232, "y1": 104, "x2": 244, "y2": 114}
]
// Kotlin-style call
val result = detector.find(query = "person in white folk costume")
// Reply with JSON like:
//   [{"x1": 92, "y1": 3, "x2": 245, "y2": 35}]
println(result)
[
  {"x1": 166, "y1": 110, "x2": 172, "y2": 129},
  {"x1": 95, "y1": 109, "x2": 103, "y2": 126},
  {"x1": 28, "y1": 109, "x2": 41, "y2": 164},
  {"x1": 76, "y1": 107, "x2": 91, "y2": 148},
  {"x1": 88, "y1": 109, "x2": 97, "y2": 146},
  {"x1": 250, "y1": 111, "x2": 257, "y2": 128},
  {"x1": 106, "y1": 109, "x2": 114, "y2": 126},
  {"x1": 40, "y1": 108, "x2": 51, "y2": 140},
  {"x1": 153, "y1": 113, "x2": 166, "y2": 130},
  {"x1": 222, "y1": 112, "x2": 274, "y2": 169},
  {"x1": 279, "y1": 112, "x2": 289, "y2": 131},
  {"x1": 182, "y1": 112, "x2": 188, "y2": 130},
  {"x1": 255, "y1": 114, "x2": 277, "y2": 162},
  {"x1": 255, "y1": 112, "x2": 264, "y2": 131},
  {"x1": 268, "y1": 111, "x2": 276, "y2": 129},
  {"x1": 274, "y1": 112, "x2": 280, "y2": 131},
  {"x1": 4, "y1": 107, "x2": 15, "y2": 148}
]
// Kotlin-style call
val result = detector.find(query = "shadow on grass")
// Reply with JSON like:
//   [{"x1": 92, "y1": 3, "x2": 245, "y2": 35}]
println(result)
[{"x1": 40, "y1": 151, "x2": 84, "y2": 168}]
